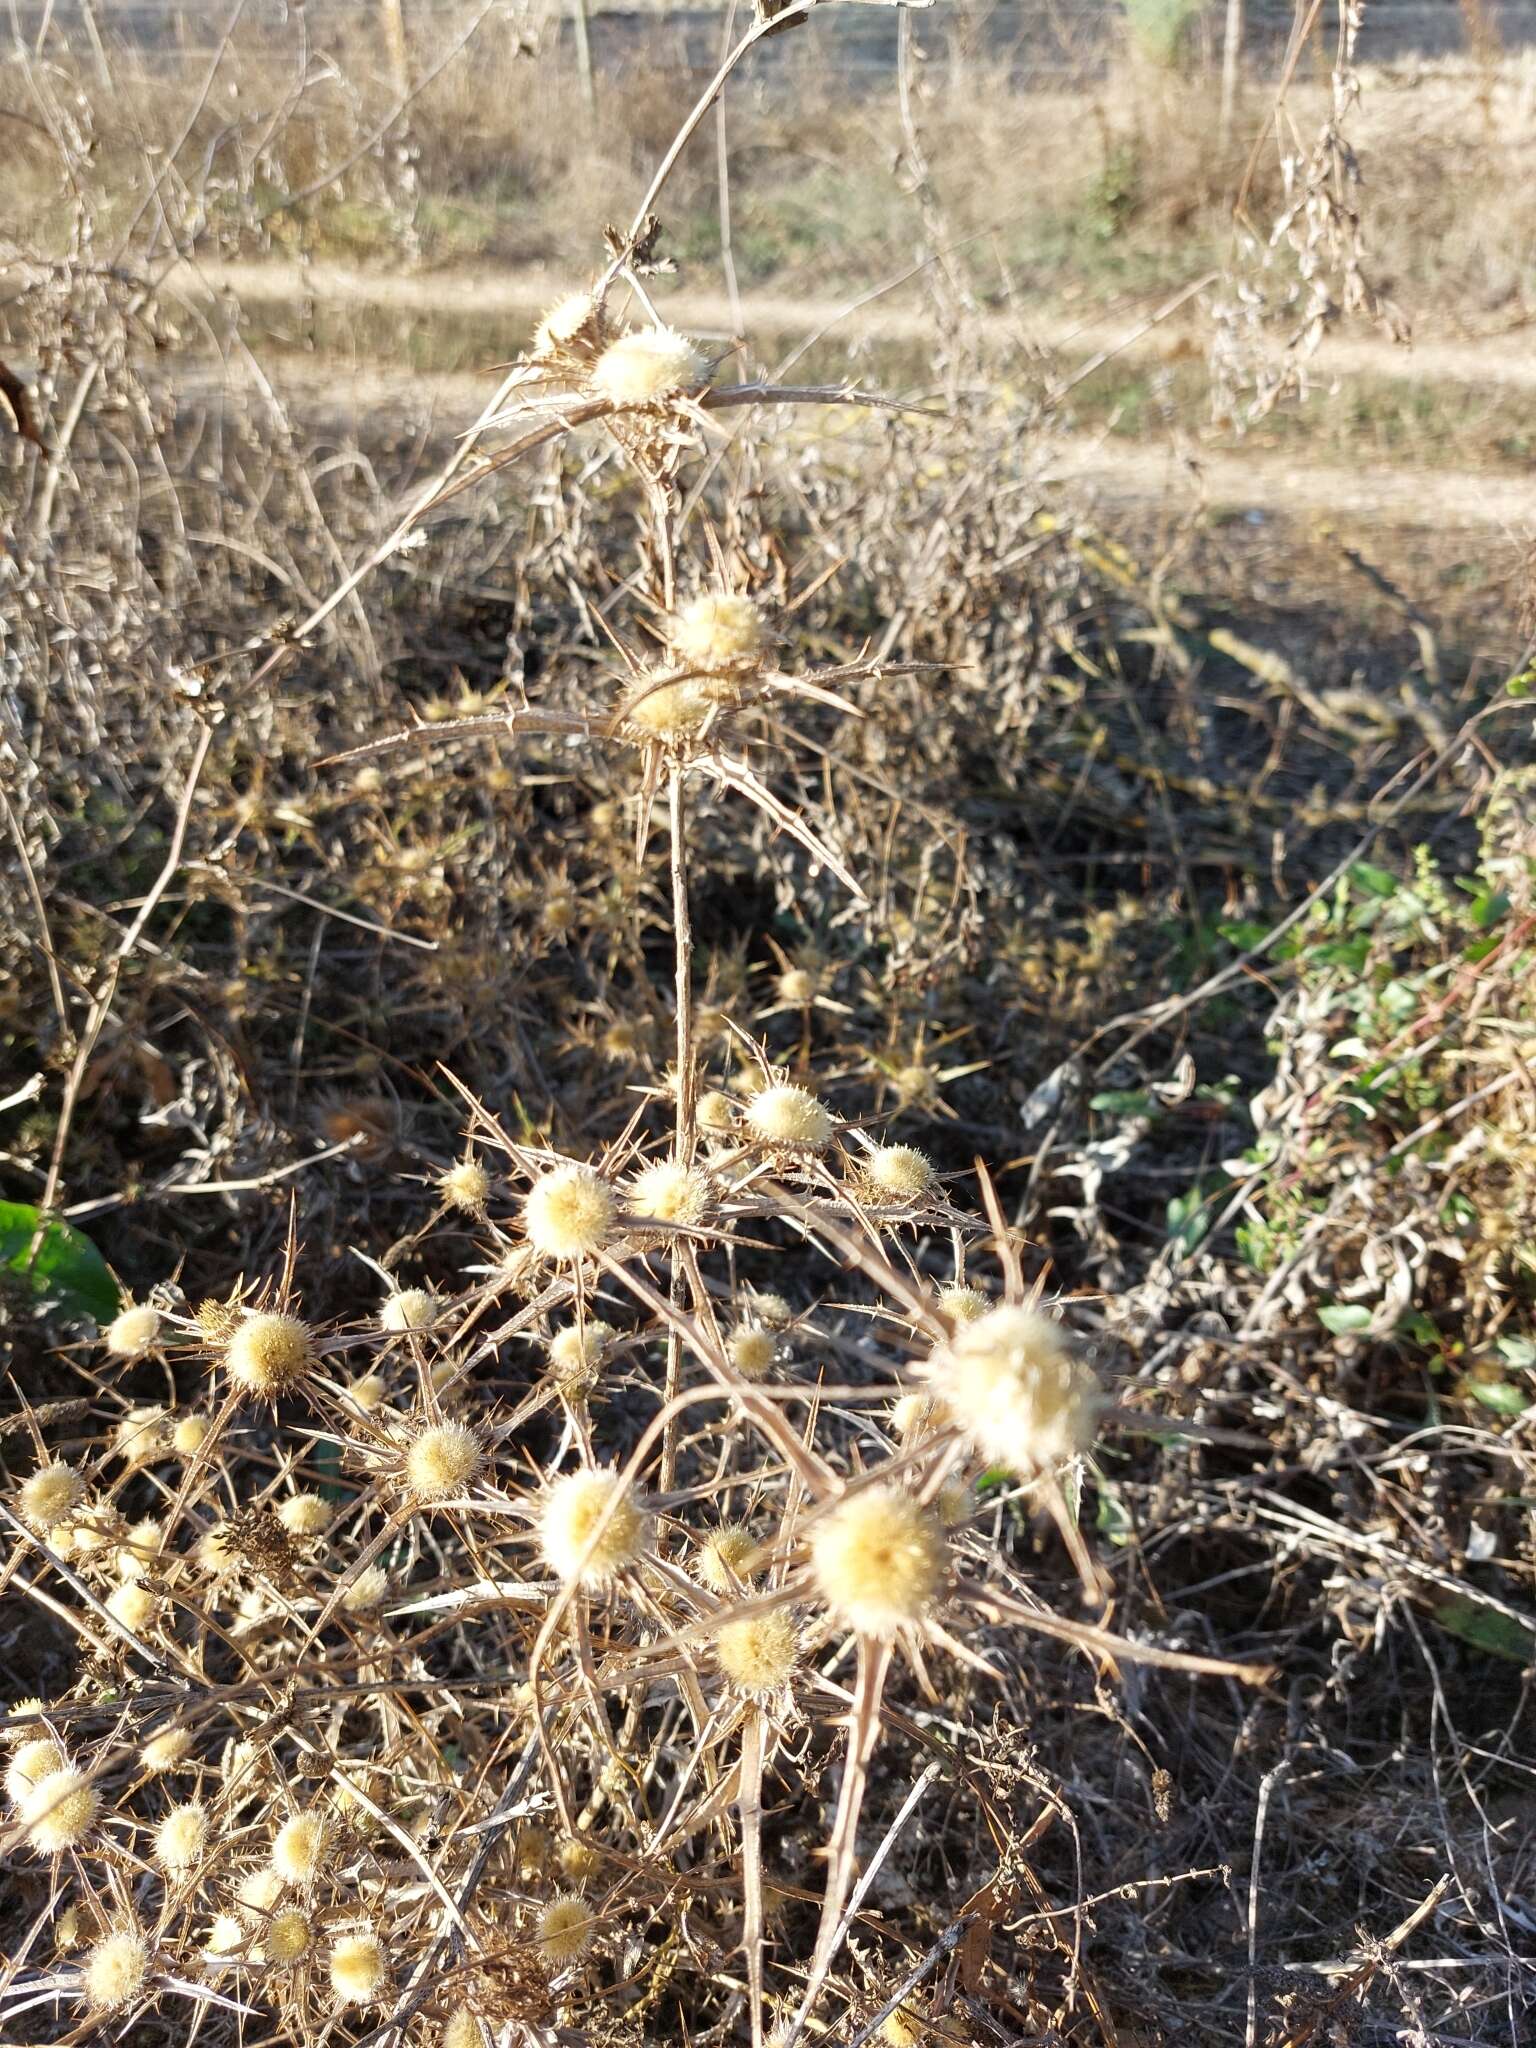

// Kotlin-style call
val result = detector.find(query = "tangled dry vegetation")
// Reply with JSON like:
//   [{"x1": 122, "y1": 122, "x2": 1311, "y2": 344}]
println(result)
[{"x1": 4, "y1": 9, "x2": 1536, "y2": 2048}]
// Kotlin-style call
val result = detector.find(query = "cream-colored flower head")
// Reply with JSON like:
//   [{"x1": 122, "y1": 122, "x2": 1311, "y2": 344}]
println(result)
[
  {"x1": 154, "y1": 1801, "x2": 208, "y2": 1875},
  {"x1": 524, "y1": 1162, "x2": 615, "y2": 1260},
  {"x1": 172, "y1": 1412, "x2": 211, "y2": 1456},
  {"x1": 19, "y1": 1459, "x2": 85, "y2": 1531},
  {"x1": 537, "y1": 1891, "x2": 594, "y2": 1965},
  {"x1": 264, "y1": 1907, "x2": 311, "y2": 1965},
  {"x1": 117, "y1": 1516, "x2": 163, "y2": 1580},
  {"x1": 727, "y1": 1324, "x2": 777, "y2": 1381},
  {"x1": 272, "y1": 1810, "x2": 330, "y2": 1886},
  {"x1": 329, "y1": 1929, "x2": 389, "y2": 2004},
  {"x1": 714, "y1": 1609, "x2": 800, "y2": 1697},
  {"x1": 810, "y1": 1486, "x2": 945, "y2": 1638},
  {"x1": 590, "y1": 326, "x2": 702, "y2": 405},
  {"x1": 226, "y1": 1311, "x2": 315, "y2": 1396},
  {"x1": 864, "y1": 1144, "x2": 936, "y2": 1202},
  {"x1": 670, "y1": 593, "x2": 764, "y2": 672},
  {"x1": 534, "y1": 290, "x2": 598, "y2": 357},
  {"x1": 111, "y1": 1400, "x2": 166, "y2": 1459},
  {"x1": 276, "y1": 1492, "x2": 332, "y2": 1539},
  {"x1": 623, "y1": 670, "x2": 714, "y2": 741},
  {"x1": 442, "y1": 2003, "x2": 484, "y2": 2048},
  {"x1": 777, "y1": 966, "x2": 817, "y2": 1005},
  {"x1": 891, "y1": 1391, "x2": 950, "y2": 1441},
  {"x1": 697, "y1": 1089, "x2": 736, "y2": 1134},
  {"x1": 104, "y1": 1303, "x2": 161, "y2": 1359},
  {"x1": 745, "y1": 1082, "x2": 834, "y2": 1152},
  {"x1": 22, "y1": 1765, "x2": 99, "y2": 1852},
  {"x1": 105, "y1": 1582, "x2": 159, "y2": 1634},
  {"x1": 540, "y1": 1468, "x2": 649, "y2": 1587},
  {"x1": 405, "y1": 1421, "x2": 483, "y2": 1502},
  {"x1": 349, "y1": 1371, "x2": 388, "y2": 1414},
  {"x1": 440, "y1": 1158, "x2": 491, "y2": 1216},
  {"x1": 141, "y1": 1726, "x2": 194, "y2": 1772},
  {"x1": 548, "y1": 1320, "x2": 615, "y2": 1395},
  {"x1": 380, "y1": 1286, "x2": 437, "y2": 1333},
  {"x1": 928, "y1": 1305, "x2": 1101, "y2": 1474},
  {"x1": 626, "y1": 1160, "x2": 712, "y2": 1229},
  {"x1": 342, "y1": 1564, "x2": 391, "y2": 1614},
  {"x1": 695, "y1": 1523, "x2": 760, "y2": 1592},
  {"x1": 81, "y1": 1926, "x2": 150, "y2": 2011},
  {"x1": 938, "y1": 1284, "x2": 989, "y2": 1324},
  {"x1": 6, "y1": 1736, "x2": 66, "y2": 1806}
]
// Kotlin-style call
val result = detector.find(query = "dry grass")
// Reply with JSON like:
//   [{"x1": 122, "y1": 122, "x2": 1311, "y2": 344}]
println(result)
[{"x1": 3, "y1": 9, "x2": 1536, "y2": 2048}]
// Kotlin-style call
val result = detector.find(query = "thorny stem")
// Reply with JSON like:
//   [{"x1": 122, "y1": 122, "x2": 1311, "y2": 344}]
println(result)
[{"x1": 663, "y1": 762, "x2": 695, "y2": 1493}]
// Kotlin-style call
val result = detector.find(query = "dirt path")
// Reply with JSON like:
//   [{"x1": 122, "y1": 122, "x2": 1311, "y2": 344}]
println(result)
[{"x1": 175, "y1": 257, "x2": 1536, "y2": 393}]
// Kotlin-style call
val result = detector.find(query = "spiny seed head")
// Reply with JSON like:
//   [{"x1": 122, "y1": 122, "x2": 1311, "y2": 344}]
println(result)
[
  {"x1": 881, "y1": 2005, "x2": 925, "y2": 2048},
  {"x1": 172, "y1": 1413, "x2": 211, "y2": 1456},
  {"x1": 540, "y1": 1468, "x2": 650, "y2": 1587},
  {"x1": 81, "y1": 1927, "x2": 149, "y2": 2011},
  {"x1": 342, "y1": 1564, "x2": 391, "y2": 1614},
  {"x1": 777, "y1": 966, "x2": 817, "y2": 1005},
  {"x1": 264, "y1": 1907, "x2": 311, "y2": 1965},
  {"x1": 865, "y1": 1144, "x2": 936, "y2": 1201},
  {"x1": 891, "y1": 1392, "x2": 949, "y2": 1440},
  {"x1": 329, "y1": 1930, "x2": 389, "y2": 2004},
  {"x1": 272, "y1": 1810, "x2": 330, "y2": 1885},
  {"x1": 810, "y1": 1487, "x2": 945, "y2": 1638},
  {"x1": 442, "y1": 2003, "x2": 484, "y2": 2048},
  {"x1": 746, "y1": 1082, "x2": 834, "y2": 1151},
  {"x1": 727, "y1": 1324, "x2": 777, "y2": 1381},
  {"x1": 7, "y1": 1737, "x2": 66, "y2": 1806},
  {"x1": 670, "y1": 592, "x2": 764, "y2": 671},
  {"x1": 590, "y1": 326, "x2": 702, "y2": 405},
  {"x1": 626, "y1": 1160, "x2": 712, "y2": 1228},
  {"x1": 557, "y1": 1835, "x2": 599, "y2": 1881},
  {"x1": 938, "y1": 1284, "x2": 989, "y2": 1324},
  {"x1": 277, "y1": 1492, "x2": 332, "y2": 1538},
  {"x1": 23, "y1": 1767, "x2": 99, "y2": 1852},
  {"x1": 440, "y1": 1159, "x2": 491, "y2": 1216},
  {"x1": 548, "y1": 1320, "x2": 615, "y2": 1394},
  {"x1": 154, "y1": 1801, "x2": 207, "y2": 1874},
  {"x1": 104, "y1": 1303, "x2": 161, "y2": 1358},
  {"x1": 929, "y1": 1305, "x2": 1101, "y2": 1474},
  {"x1": 112, "y1": 1405, "x2": 166, "y2": 1461},
  {"x1": 524, "y1": 1162, "x2": 615, "y2": 1260},
  {"x1": 196, "y1": 1523, "x2": 240, "y2": 1574},
  {"x1": 19, "y1": 1460, "x2": 84, "y2": 1530},
  {"x1": 141, "y1": 1727, "x2": 193, "y2": 1772},
  {"x1": 405, "y1": 1422, "x2": 484, "y2": 1501},
  {"x1": 226, "y1": 1312, "x2": 315, "y2": 1396},
  {"x1": 350, "y1": 1372, "x2": 389, "y2": 1413},
  {"x1": 697, "y1": 1090, "x2": 736, "y2": 1133},
  {"x1": 534, "y1": 290, "x2": 598, "y2": 356},
  {"x1": 380, "y1": 1287, "x2": 437, "y2": 1333},
  {"x1": 714, "y1": 1609, "x2": 800, "y2": 1696},
  {"x1": 624, "y1": 672, "x2": 713, "y2": 740},
  {"x1": 750, "y1": 1290, "x2": 794, "y2": 1329},
  {"x1": 696, "y1": 1523, "x2": 760, "y2": 1591},
  {"x1": 537, "y1": 1892, "x2": 594, "y2": 1965},
  {"x1": 106, "y1": 1582, "x2": 159, "y2": 1634},
  {"x1": 206, "y1": 1913, "x2": 246, "y2": 1957},
  {"x1": 239, "y1": 1867, "x2": 283, "y2": 1916},
  {"x1": 118, "y1": 1517, "x2": 163, "y2": 1580},
  {"x1": 2, "y1": 1699, "x2": 43, "y2": 1743}
]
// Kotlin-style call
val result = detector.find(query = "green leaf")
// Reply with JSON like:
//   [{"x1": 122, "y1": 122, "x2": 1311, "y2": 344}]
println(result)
[
  {"x1": 1089, "y1": 1088, "x2": 1155, "y2": 1116},
  {"x1": 1318, "y1": 1302, "x2": 1372, "y2": 1335},
  {"x1": 1349, "y1": 860, "x2": 1400, "y2": 897},
  {"x1": 1094, "y1": 1485, "x2": 1134, "y2": 1548},
  {"x1": 1496, "y1": 1336, "x2": 1536, "y2": 1371},
  {"x1": 1466, "y1": 1378, "x2": 1530, "y2": 1416},
  {"x1": 1431, "y1": 1595, "x2": 1536, "y2": 1663},
  {"x1": 0, "y1": 1201, "x2": 120, "y2": 1325}
]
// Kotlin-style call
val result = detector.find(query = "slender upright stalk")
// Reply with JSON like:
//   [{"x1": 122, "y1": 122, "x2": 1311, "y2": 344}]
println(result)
[{"x1": 661, "y1": 761, "x2": 695, "y2": 1494}]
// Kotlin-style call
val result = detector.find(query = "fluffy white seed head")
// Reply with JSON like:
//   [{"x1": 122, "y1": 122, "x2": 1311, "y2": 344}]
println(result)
[
  {"x1": 272, "y1": 1810, "x2": 330, "y2": 1886},
  {"x1": 154, "y1": 1801, "x2": 208, "y2": 1875},
  {"x1": 670, "y1": 592, "x2": 764, "y2": 671},
  {"x1": 929, "y1": 1306, "x2": 1101, "y2": 1475},
  {"x1": 727, "y1": 1325, "x2": 777, "y2": 1381},
  {"x1": 141, "y1": 1727, "x2": 194, "y2": 1772},
  {"x1": 440, "y1": 1159, "x2": 491, "y2": 1216},
  {"x1": 7, "y1": 1737, "x2": 66, "y2": 1806},
  {"x1": 329, "y1": 1930, "x2": 389, "y2": 2004},
  {"x1": 405, "y1": 1422, "x2": 483, "y2": 1501},
  {"x1": 106, "y1": 1582, "x2": 159, "y2": 1634},
  {"x1": 380, "y1": 1287, "x2": 437, "y2": 1333},
  {"x1": 549, "y1": 1319, "x2": 615, "y2": 1394},
  {"x1": 745, "y1": 1083, "x2": 834, "y2": 1151},
  {"x1": 537, "y1": 1891, "x2": 594, "y2": 1965},
  {"x1": 695, "y1": 1523, "x2": 760, "y2": 1591},
  {"x1": 697, "y1": 1090, "x2": 736, "y2": 1133},
  {"x1": 22, "y1": 1766, "x2": 99, "y2": 1852},
  {"x1": 626, "y1": 1160, "x2": 712, "y2": 1228},
  {"x1": 277, "y1": 1492, "x2": 332, "y2": 1539},
  {"x1": 624, "y1": 672, "x2": 713, "y2": 740},
  {"x1": 777, "y1": 966, "x2": 817, "y2": 1006},
  {"x1": 590, "y1": 326, "x2": 702, "y2": 404},
  {"x1": 104, "y1": 1303, "x2": 161, "y2": 1358},
  {"x1": 117, "y1": 1517, "x2": 163, "y2": 1580},
  {"x1": 205, "y1": 1913, "x2": 246, "y2": 1958},
  {"x1": 349, "y1": 1372, "x2": 388, "y2": 1413},
  {"x1": 810, "y1": 1487, "x2": 945, "y2": 1638},
  {"x1": 714, "y1": 1609, "x2": 800, "y2": 1697},
  {"x1": 226, "y1": 1312, "x2": 315, "y2": 1396},
  {"x1": 891, "y1": 1391, "x2": 950, "y2": 1440},
  {"x1": 19, "y1": 1460, "x2": 85, "y2": 1531},
  {"x1": 938, "y1": 1284, "x2": 989, "y2": 1324},
  {"x1": 172, "y1": 1413, "x2": 211, "y2": 1456},
  {"x1": 264, "y1": 1907, "x2": 311, "y2": 1965},
  {"x1": 540, "y1": 1469, "x2": 650, "y2": 1587},
  {"x1": 81, "y1": 1927, "x2": 150, "y2": 2011},
  {"x1": 442, "y1": 2003, "x2": 484, "y2": 2048},
  {"x1": 534, "y1": 291, "x2": 598, "y2": 356},
  {"x1": 342, "y1": 1564, "x2": 391, "y2": 1614},
  {"x1": 524, "y1": 1163, "x2": 615, "y2": 1260},
  {"x1": 865, "y1": 1144, "x2": 936, "y2": 1201}
]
